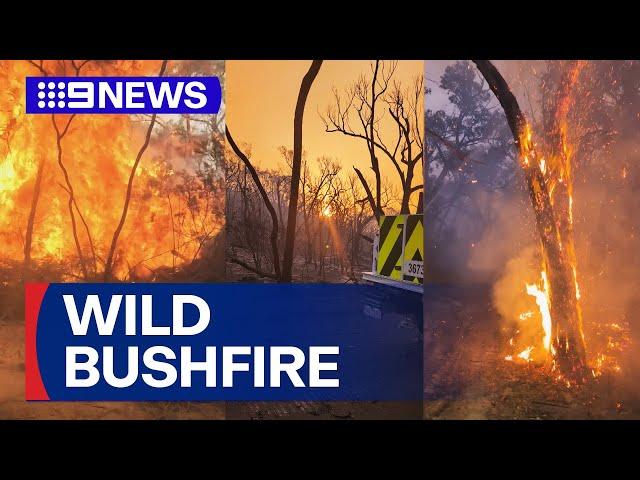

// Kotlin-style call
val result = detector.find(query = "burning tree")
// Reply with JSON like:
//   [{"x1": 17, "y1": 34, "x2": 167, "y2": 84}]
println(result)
[
  {"x1": 0, "y1": 60, "x2": 225, "y2": 282},
  {"x1": 426, "y1": 61, "x2": 639, "y2": 418},
  {"x1": 472, "y1": 60, "x2": 588, "y2": 378}
]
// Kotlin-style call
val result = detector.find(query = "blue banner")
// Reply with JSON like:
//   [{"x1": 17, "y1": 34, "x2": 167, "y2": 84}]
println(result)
[
  {"x1": 26, "y1": 283, "x2": 422, "y2": 401},
  {"x1": 25, "y1": 77, "x2": 222, "y2": 114}
]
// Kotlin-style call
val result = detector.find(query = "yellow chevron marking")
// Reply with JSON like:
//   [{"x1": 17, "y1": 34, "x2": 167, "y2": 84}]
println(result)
[
  {"x1": 377, "y1": 215, "x2": 404, "y2": 280},
  {"x1": 403, "y1": 215, "x2": 424, "y2": 285}
]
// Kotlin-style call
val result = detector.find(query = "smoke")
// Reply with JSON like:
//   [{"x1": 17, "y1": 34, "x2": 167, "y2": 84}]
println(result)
[
  {"x1": 466, "y1": 188, "x2": 536, "y2": 282},
  {"x1": 426, "y1": 165, "x2": 535, "y2": 285},
  {"x1": 573, "y1": 135, "x2": 640, "y2": 395}
]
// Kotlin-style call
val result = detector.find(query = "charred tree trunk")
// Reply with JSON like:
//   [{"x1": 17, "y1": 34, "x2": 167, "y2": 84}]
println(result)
[
  {"x1": 370, "y1": 62, "x2": 382, "y2": 215},
  {"x1": 354, "y1": 166, "x2": 382, "y2": 218},
  {"x1": 303, "y1": 209, "x2": 313, "y2": 264},
  {"x1": 226, "y1": 127, "x2": 282, "y2": 280},
  {"x1": 281, "y1": 60, "x2": 323, "y2": 283},
  {"x1": 473, "y1": 60, "x2": 587, "y2": 376}
]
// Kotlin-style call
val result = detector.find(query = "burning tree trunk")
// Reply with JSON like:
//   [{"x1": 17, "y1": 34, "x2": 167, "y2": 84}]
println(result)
[
  {"x1": 473, "y1": 60, "x2": 587, "y2": 377},
  {"x1": 542, "y1": 62, "x2": 587, "y2": 372}
]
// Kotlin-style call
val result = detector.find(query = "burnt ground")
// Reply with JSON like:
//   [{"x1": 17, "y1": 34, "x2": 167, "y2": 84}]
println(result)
[
  {"x1": 226, "y1": 401, "x2": 421, "y2": 420},
  {"x1": 226, "y1": 248, "x2": 362, "y2": 284},
  {"x1": 424, "y1": 285, "x2": 640, "y2": 420},
  {"x1": 0, "y1": 282, "x2": 224, "y2": 420}
]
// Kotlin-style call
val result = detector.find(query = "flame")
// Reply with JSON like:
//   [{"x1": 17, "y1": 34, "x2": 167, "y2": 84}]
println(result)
[
  {"x1": 526, "y1": 271, "x2": 553, "y2": 353},
  {"x1": 572, "y1": 266, "x2": 580, "y2": 300},
  {"x1": 517, "y1": 346, "x2": 534, "y2": 362},
  {"x1": 519, "y1": 311, "x2": 534, "y2": 321},
  {"x1": 0, "y1": 60, "x2": 222, "y2": 280},
  {"x1": 569, "y1": 194, "x2": 574, "y2": 224},
  {"x1": 505, "y1": 345, "x2": 534, "y2": 363}
]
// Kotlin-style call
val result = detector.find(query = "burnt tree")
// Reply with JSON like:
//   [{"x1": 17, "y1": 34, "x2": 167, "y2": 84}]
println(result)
[
  {"x1": 280, "y1": 60, "x2": 323, "y2": 282},
  {"x1": 323, "y1": 61, "x2": 423, "y2": 217},
  {"x1": 227, "y1": 60, "x2": 322, "y2": 282},
  {"x1": 226, "y1": 128, "x2": 281, "y2": 280}
]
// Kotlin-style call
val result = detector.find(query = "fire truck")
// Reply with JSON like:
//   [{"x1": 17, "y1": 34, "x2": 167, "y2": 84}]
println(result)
[{"x1": 362, "y1": 214, "x2": 423, "y2": 293}]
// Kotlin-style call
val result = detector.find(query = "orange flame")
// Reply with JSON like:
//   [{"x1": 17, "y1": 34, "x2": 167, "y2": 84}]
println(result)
[
  {"x1": 526, "y1": 271, "x2": 554, "y2": 354},
  {"x1": 0, "y1": 60, "x2": 222, "y2": 280},
  {"x1": 503, "y1": 62, "x2": 628, "y2": 382}
]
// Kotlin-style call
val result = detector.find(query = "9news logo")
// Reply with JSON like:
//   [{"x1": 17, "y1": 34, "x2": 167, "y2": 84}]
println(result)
[{"x1": 26, "y1": 76, "x2": 222, "y2": 114}]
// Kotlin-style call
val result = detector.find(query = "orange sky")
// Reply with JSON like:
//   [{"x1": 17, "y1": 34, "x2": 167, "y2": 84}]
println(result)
[{"x1": 226, "y1": 60, "x2": 424, "y2": 199}]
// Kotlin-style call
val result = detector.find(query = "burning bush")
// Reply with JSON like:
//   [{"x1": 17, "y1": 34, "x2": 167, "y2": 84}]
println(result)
[{"x1": 0, "y1": 60, "x2": 224, "y2": 282}]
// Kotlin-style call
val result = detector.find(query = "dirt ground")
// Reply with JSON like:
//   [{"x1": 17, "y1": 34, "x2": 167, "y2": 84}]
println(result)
[
  {"x1": 226, "y1": 401, "x2": 421, "y2": 420},
  {"x1": 424, "y1": 285, "x2": 640, "y2": 420},
  {"x1": 0, "y1": 282, "x2": 225, "y2": 420}
]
